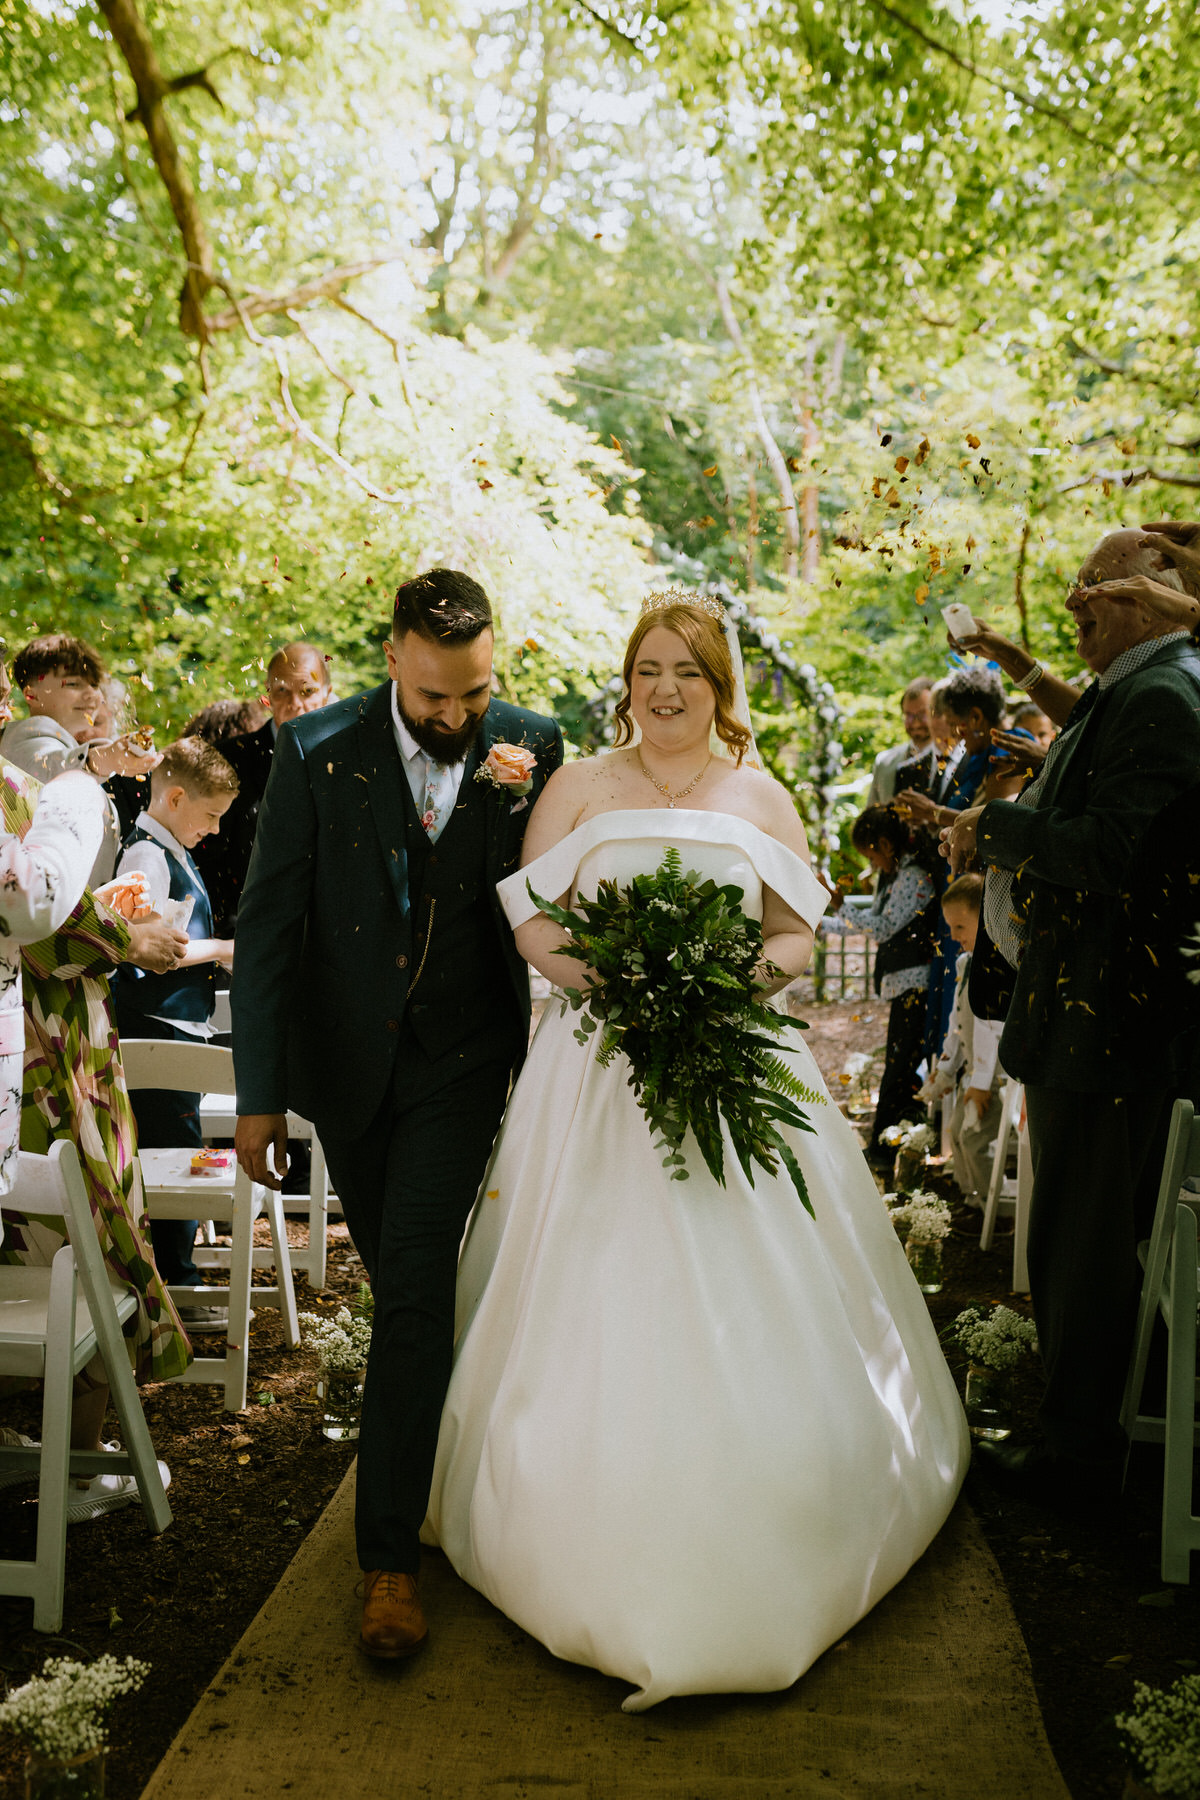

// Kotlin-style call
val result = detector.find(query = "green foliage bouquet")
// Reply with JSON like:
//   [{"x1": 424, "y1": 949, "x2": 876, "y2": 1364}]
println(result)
[{"x1": 530, "y1": 847, "x2": 822, "y2": 1212}]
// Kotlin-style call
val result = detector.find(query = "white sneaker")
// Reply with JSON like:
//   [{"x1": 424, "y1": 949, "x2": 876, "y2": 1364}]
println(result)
[{"x1": 66, "y1": 1448, "x2": 171, "y2": 1525}]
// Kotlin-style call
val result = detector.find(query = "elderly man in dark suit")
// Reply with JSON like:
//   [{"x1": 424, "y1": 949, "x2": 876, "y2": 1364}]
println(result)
[
  {"x1": 232, "y1": 570, "x2": 563, "y2": 1658},
  {"x1": 945, "y1": 528, "x2": 1200, "y2": 1509},
  {"x1": 192, "y1": 642, "x2": 331, "y2": 935}
]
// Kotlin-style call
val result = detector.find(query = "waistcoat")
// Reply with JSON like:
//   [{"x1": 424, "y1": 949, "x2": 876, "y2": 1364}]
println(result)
[
  {"x1": 401, "y1": 769, "x2": 521, "y2": 1060},
  {"x1": 115, "y1": 826, "x2": 215, "y2": 1024}
]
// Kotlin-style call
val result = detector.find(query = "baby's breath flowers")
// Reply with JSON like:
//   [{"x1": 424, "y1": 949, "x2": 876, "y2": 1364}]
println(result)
[
  {"x1": 298, "y1": 1284, "x2": 372, "y2": 1375},
  {"x1": 949, "y1": 1303, "x2": 1038, "y2": 1371},
  {"x1": 0, "y1": 1655, "x2": 149, "y2": 1760},
  {"x1": 887, "y1": 1191, "x2": 952, "y2": 1242},
  {"x1": 880, "y1": 1120, "x2": 936, "y2": 1154},
  {"x1": 1116, "y1": 1675, "x2": 1200, "y2": 1800}
]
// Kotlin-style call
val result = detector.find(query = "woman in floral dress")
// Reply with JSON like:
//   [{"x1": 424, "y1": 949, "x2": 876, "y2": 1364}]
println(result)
[{"x1": 0, "y1": 757, "x2": 191, "y2": 1383}]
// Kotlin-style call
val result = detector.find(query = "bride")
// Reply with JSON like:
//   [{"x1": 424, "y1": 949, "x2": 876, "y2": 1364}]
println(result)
[{"x1": 425, "y1": 592, "x2": 968, "y2": 1711}]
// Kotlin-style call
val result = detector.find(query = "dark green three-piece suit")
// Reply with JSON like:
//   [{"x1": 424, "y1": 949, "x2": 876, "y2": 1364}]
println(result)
[
  {"x1": 232, "y1": 680, "x2": 563, "y2": 1570},
  {"x1": 975, "y1": 636, "x2": 1200, "y2": 1465}
]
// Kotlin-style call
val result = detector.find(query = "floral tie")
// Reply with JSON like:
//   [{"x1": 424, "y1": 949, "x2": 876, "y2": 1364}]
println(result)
[{"x1": 419, "y1": 754, "x2": 456, "y2": 843}]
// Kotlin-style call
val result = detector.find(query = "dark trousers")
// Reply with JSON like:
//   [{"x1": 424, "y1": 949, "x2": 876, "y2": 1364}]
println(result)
[
  {"x1": 319, "y1": 1024, "x2": 519, "y2": 1574},
  {"x1": 116, "y1": 1005, "x2": 206, "y2": 1286},
  {"x1": 1024, "y1": 1086, "x2": 1174, "y2": 1463},
  {"x1": 871, "y1": 985, "x2": 928, "y2": 1153}
]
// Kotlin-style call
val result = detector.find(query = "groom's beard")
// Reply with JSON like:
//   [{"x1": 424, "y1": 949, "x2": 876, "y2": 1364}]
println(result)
[{"x1": 397, "y1": 695, "x2": 487, "y2": 766}]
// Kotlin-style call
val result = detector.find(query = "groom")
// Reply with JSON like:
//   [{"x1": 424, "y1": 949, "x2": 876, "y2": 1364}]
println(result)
[{"x1": 233, "y1": 569, "x2": 563, "y2": 1656}]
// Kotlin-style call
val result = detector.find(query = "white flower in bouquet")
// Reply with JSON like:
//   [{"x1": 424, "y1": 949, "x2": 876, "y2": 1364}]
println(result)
[
  {"x1": 1116, "y1": 1675, "x2": 1200, "y2": 1800},
  {"x1": 0, "y1": 1655, "x2": 149, "y2": 1760},
  {"x1": 889, "y1": 1191, "x2": 952, "y2": 1242},
  {"x1": 298, "y1": 1296, "x2": 373, "y2": 1376},
  {"x1": 951, "y1": 1304, "x2": 1039, "y2": 1372}
]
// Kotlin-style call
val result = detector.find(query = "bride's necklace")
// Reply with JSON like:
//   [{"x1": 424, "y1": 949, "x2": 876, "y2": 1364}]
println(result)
[{"x1": 637, "y1": 749, "x2": 711, "y2": 809}]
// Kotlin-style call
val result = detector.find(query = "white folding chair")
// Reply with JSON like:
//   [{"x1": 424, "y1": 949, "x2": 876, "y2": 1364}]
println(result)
[
  {"x1": 196, "y1": 1092, "x2": 333, "y2": 1291},
  {"x1": 121, "y1": 1041, "x2": 300, "y2": 1413},
  {"x1": 1120, "y1": 1097, "x2": 1200, "y2": 1582},
  {"x1": 979, "y1": 1076, "x2": 1031, "y2": 1288},
  {"x1": 0, "y1": 1141, "x2": 171, "y2": 1631}
]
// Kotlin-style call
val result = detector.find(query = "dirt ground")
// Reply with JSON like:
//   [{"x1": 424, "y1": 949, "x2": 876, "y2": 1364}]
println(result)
[{"x1": 0, "y1": 999, "x2": 1196, "y2": 1800}]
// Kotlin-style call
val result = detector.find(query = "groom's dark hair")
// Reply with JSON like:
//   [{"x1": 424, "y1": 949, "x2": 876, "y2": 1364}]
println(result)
[{"x1": 393, "y1": 569, "x2": 493, "y2": 644}]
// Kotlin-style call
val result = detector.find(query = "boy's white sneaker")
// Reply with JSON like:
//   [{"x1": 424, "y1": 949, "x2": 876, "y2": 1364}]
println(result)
[{"x1": 66, "y1": 1445, "x2": 171, "y2": 1525}]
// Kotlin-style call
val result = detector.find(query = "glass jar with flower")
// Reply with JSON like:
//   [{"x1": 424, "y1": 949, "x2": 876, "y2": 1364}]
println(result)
[
  {"x1": 1116, "y1": 1674, "x2": 1200, "y2": 1800},
  {"x1": 947, "y1": 1303, "x2": 1039, "y2": 1439},
  {"x1": 0, "y1": 1654, "x2": 149, "y2": 1800},
  {"x1": 299, "y1": 1284, "x2": 373, "y2": 1442},
  {"x1": 888, "y1": 1191, "x2": 952, "y2": 1293},
  {"x1": 879, "y1": 1121, "x2": 935, "y2": 1194}
]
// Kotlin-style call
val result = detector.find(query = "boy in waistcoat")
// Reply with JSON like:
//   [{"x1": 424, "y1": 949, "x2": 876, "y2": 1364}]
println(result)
[
  {"x1": 921, "y1": 872, "x2": 1005, "y2": 1206},
  {"x1": 114, "y1": 737, "x2": 237, "y2": 1332}
]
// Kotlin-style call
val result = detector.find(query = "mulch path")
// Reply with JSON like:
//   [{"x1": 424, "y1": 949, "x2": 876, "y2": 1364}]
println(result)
[{"x1": 0, "y1": 999, "x2": 1196, "y2": 1800}]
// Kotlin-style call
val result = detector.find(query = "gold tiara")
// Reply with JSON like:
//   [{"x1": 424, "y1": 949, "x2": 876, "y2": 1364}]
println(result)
[{"x1": 640, "y1": 587, "x2": 726, "y2": 623}]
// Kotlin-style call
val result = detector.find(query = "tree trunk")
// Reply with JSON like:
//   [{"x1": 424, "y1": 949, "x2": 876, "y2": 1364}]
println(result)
[
  {"x1": 714, "y1": 279, "x2": 798, "y2": 584},
  {"x1": 97, "y1": 0, "x2": 213, "y2": 338}
]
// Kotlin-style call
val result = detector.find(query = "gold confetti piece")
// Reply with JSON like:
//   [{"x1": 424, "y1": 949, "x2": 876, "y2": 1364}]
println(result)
[
  {"x1": 884, "y1": 487, "x2": 901, "y2": 507},
  {"x1": 237, "y1": 1453, "x2": 250, "y2": 1466},
  {"x1": 894, "y1": 455, "x2": 909, "y2": 474},
  {"x1": 914, "y1": 438, "x2": 931, "y2": 465},
  {"x1": 966, "y1": 432, "x2": 981, "y2": 449},
  {"x1": 915, "y1": 583, "x2": 929, "y2": 604},
  {"x1": 703, "y1": 465, "x2": 719, "y2": 477}
]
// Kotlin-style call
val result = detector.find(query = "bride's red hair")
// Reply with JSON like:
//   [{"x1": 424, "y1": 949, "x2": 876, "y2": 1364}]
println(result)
[{"x1": 612, "y1": 603, "x2": 752, "y2": 766}]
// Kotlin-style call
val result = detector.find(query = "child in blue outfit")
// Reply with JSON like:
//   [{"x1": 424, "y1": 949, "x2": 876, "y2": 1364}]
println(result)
[
  {"x1": 820, "y1": 805, "x2": 939, "y2": 1164},
  {"x1": 114, "y1": 736, "x2": 238, "y2": 1333}
]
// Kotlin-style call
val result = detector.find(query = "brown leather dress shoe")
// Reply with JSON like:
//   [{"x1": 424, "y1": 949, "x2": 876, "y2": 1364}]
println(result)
[{"x1": 359, "y1": 1570, "x2": 429, "y2": 1659}]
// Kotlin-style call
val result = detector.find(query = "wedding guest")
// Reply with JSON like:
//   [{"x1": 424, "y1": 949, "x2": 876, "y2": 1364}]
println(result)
[
  {"x1": 0, "y1": 746, "x2": 190, "y2": 1518},
  {"x1": 184, "y1": 697, "x2": 270, "y2": 746},
  {"x1": 1010, "y1": 701, "x2": 1055, "y2": 751},
  {"x1": 944, "y1": 527, "x2": 1200, "y2": 1509},
  {"x1": 77, "y1": 675, "x2": 153, "y2": 841},
  {"x1": 896, "y1": 666, "x2": 1004, "y2": 1059},
  {"x1": 192, "y1": 645, "x2": 330, "y2": 936},
  {"x1": 1, "y1": 636, "x2": 159, "y2": 883},
  {"x1": 820, "y1": 806, "x2": 938, "y2": 1165},
  {"x1": 866, "y1": 676, "x2": 935, "y2": 806},
  {"x1": 113, "y1": 738, "x2": 237, "y2": 1333},
  {"x1": 920, "y1": 873, "x2": 1004, "y2": 1209}
]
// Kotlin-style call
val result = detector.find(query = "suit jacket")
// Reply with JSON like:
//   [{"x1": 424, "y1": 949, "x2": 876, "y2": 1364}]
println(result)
[
  {"x1": 231, "y1": 684, "x2": 564, "y2": 1137},
  {"x1": 976, "y1": 638, "x2": 1200, "y2": 1092}
]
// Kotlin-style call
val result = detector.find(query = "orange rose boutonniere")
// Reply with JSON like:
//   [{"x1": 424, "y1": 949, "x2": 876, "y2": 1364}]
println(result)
[{"x1": 475, "y1": 742, "x2": 537, "y2": 798}]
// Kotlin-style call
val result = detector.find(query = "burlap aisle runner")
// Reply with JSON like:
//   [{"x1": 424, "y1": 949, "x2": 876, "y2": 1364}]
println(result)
[{"x1": 140, "y1": 1466, "x2": 1070, "y2": 1800}]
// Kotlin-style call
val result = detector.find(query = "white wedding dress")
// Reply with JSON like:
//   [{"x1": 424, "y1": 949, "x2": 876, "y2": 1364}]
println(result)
[{"x1": 425, "y1": 811, "x2": 969, "y2": 1711}]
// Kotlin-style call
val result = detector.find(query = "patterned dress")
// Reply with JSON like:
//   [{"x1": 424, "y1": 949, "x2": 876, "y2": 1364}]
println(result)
[{"x1": 0, "y1": 759, "x2": 191, "y2": 1382}]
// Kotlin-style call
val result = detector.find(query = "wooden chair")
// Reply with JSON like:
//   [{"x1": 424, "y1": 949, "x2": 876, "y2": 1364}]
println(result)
[
  {"x1": 121, "y1": 1040, "x2": 300, "y2": 1413},
  {"x1": 1120, "y1": 1097, "x2": 1200, "y2": 1583},
  {"x1": 0, "y1": 1141, "x2": 172, "y2": 1631}
]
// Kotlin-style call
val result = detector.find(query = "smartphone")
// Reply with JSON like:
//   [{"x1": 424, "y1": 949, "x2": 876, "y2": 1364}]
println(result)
[{"x1": 941, "y1": 602, "x2": 978, "y2": 641}]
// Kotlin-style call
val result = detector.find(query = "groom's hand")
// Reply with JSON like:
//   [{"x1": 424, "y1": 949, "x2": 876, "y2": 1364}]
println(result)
[{"x1": 235, "y1": 1113, "x2": 290, "y2": 1191}]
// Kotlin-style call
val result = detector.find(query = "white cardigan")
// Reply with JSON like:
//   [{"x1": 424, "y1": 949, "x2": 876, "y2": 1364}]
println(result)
[{"x1": 0, "y1": 770, "x2": 106, "y2": 1201}]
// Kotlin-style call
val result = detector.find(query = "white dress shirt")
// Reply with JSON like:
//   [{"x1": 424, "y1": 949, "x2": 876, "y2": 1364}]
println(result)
[{"x1": 389, "y1": 683, "x2": 467, "y2": 821}]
